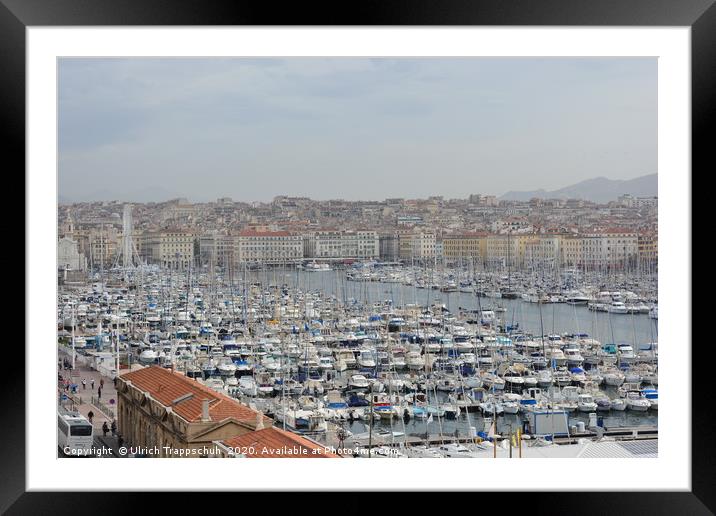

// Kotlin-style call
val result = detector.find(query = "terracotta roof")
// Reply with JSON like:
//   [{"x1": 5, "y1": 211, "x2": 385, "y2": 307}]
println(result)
[
  {"x1": 119, "y1": 366, "x2": 259, "y2": 424},
  {"x1": 221, "y1": 427, "x2": 340, "y2": 458}
]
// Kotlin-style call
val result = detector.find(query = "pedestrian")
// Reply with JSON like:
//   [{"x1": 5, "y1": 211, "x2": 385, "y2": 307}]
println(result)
[
  {"x1": 87, "y1": 411, "x2": 94, "y2": 424},
  {"x1": 82, "y1": 378, "x2": 86, "y2": 390},
  {"x1": 98, "y1": 386, "x2": 102, "y2": 400},
  {"x1": 100, "y1": 378, "x2": 104, "y2": 389},
  {"x1": 111, "y1": 420, "x2": 117, "y2": 437},
  {"x1": 91, "y1": 378, "x2": 95, "y2": 389},
  {"x1": 102, "y1": 421, "x2": 109, "y2": 437}
]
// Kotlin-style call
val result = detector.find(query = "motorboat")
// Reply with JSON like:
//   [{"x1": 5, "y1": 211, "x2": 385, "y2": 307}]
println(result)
[
  {"x1": 624, "y1": 390, "x2": 650, "y2": 411},
  {"x1": 357, "y1": 348, "x2": 377, "y2": 369},
  {"x1": 216, "y1": 357, "x2": 238, "y2": 377},
  {"x1": 435, "y1": 376, "x2": 458, "y2": 392},
  {"x1": 537, "y1": 370, "x2": 554, "y2": 388},
  {"x1": 390, "y1": 351, "x2": 407, "y2": 370},
  {"x1": 641, "y1": 388, "x2": 658, "y2": 410},
  {"x1": 348, "y1": 374, "x2": 371, "y2": 391},
  {"x1": 481, "y1": 372, "x2": 506, "y2": 391},
  {"x1": 369, "y1": 393, "x2": 397, "y2": 420},
  {"x1": 594, "y1": 393, "x2": 612, "y2": 411},
  {"x1": 318, "y1": 355, "x2": 335, "y2": 371},
  {"x1": 553, "y1": 369, "x2": 572, "y2": 387},
  {"x1": 274, "y1": 404, "x2": 328, "y2": 433},
  {"x1": 203, "y1": 377, "x2": 226, "y2": 393},
  {"x1": 563, "y1": 346, "x2": 585, "y2": 367},
  {"x1": 324, "y1": 390, "x2": 351, "y2": 420},
  {"x1": 610, "y1": 398, "x2": 627, "y2": 411},
  {"x1": 577, "y1": 393, "x2": 598, "y2": 412},
  {"x1": 138, "y1": 348, "x2": 158, "y2": 364},
  {"x1": 617, "y1": 344, "x2": 636, "y2": 364},
  {"x1": 569, "y1": 367, "x2": 587, "y2": 385},
  {"x1": 624, "y1": 370, "x2": 642, "y2": 384},
  {"x1": 238, "y1": 376, "x2": 258, "y2": 397},
  {"x1": 502, "y1": 393, "x2": 522, "y2": 414},
  {"x1": 608, "y1": 302, "x2": 629, "y2": 314},
  {"x1": 503, "y1": 372, "x2": 525, "y2": 392},
  {"x1": 603, "y1": 369, "x2": 626, "y2": 387},
  {"x1": 479, "y1": 400, "x2": 504, "y2": 416}
]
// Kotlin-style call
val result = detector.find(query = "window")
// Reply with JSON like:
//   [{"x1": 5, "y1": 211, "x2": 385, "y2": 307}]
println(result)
[{"x1": 70, "y1": 424, "x2": 93, "y2": 436}]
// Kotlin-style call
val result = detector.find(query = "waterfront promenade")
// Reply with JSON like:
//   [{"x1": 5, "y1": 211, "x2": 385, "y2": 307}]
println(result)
[{"x1": 58, "y1": 345, "x2": 126, "y2": 456}]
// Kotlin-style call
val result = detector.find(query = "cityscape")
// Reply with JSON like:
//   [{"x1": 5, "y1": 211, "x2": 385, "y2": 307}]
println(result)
[
  {"x1": 58, "y1": 190, "x2": 657, "y2": 276},
  {"x1": 57, "y1": 57, "x2": 657, "y2": 459}
]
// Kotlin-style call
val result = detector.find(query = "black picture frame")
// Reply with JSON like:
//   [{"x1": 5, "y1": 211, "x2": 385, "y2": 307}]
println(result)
[{"x1": 4, "y1": 0, "x2": 708, "y2": 511}]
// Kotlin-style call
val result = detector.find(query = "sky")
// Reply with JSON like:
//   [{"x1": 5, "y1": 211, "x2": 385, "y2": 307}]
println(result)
[{"x1": 58, "y1": 57, "x2": 657, "y2": 203}]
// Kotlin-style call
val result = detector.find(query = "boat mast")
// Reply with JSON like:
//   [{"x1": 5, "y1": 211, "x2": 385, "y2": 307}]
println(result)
[{"x1": 71, "y1": 304, "x2": 76, "y2": 370}]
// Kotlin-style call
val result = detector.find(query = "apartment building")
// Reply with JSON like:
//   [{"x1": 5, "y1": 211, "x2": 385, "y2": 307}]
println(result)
[
  {"x1": 304, "y1": 230, "x2": 379, "y2": 260},
  {"x1": 485, "y1": 234, "x2": 521, "y2": 268},
  {"x1": 236, "y1": 230, "x2": 303, "y2": 263},
  {"x1": 442, "y1": 232, "x2": 488, "y2": 261},
  {"x1": 139, "y1": 230, "x2": 195, "y2": 270},
  {"x1": 638, "y1": 232, "x2": 658, "y2": 270},
  {"x1": 198, "y1": 231, "x2": 237, "y2": 269}
]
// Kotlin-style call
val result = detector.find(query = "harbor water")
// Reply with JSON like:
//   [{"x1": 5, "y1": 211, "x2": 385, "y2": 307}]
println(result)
[{"x1": 248, "y1": 268, "x2": 657, "y2": 345}]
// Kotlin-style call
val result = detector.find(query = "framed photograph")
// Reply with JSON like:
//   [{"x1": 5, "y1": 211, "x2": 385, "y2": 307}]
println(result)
[{"x1": 6, "y1": 0, "x2": 710, "y2": 510}]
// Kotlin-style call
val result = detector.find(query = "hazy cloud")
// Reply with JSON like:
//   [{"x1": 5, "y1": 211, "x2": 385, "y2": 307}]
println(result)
[{"x1": 58, "y1": 57, "x2": 657, "y2": 202}]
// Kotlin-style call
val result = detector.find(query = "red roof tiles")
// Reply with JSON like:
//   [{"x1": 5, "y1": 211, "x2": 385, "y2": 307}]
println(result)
[{"x1": 120, "y1": 366, "x2": 259, "y2": 424}]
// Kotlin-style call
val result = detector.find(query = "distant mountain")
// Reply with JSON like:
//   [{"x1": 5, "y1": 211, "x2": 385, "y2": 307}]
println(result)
[{"x1": 500, "y1": 173, "x2": 657, "y2": 203}]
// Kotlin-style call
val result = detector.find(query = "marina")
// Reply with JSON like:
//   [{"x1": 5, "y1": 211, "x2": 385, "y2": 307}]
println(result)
[{"x1": 58, "y1": 262, "x2": 657, "y2": 458}]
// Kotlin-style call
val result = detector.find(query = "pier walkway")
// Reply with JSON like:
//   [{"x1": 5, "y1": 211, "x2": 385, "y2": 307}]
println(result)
[{"x1": 58, "y1": 345, "x2": 123, "y2": 456}]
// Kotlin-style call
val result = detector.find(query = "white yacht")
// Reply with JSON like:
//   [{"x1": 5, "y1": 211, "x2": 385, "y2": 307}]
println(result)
[
  {"x1": 357, "y1": 348, "x2": 377, "y2": 369},
  {"x1": 216, "y1": 357, "x2": 238, "y2": 377},
  {"x1": 608, "y1": 302, "x2": 629, "y2": 314},
  {"x1": 641, "y1": 388, "x2": 658, "y2": 410},
  {"x1": 318, "y1": 355, "x2": 335, "y2": 371},
  {"x1": 610, "y1": 398, "x2": 627, "y2": 411},
  {"x1": 348, "y1": 374, "x2": 370, "y2": 391},
  {"x1": 604, "y1": 369, "x2": 626, "y2": 386},
  {"x1": 238, "y1": 376, "x2": 258, "y2": 397},
  {"x1": 138, "y1": 348, "x2": 158, "y2": 364},
  {"x1": 617, "y1": 344, "x2": 636, "y2": 364},
  {"x1": 577, "y1": 393, "x2": 598, "y2": 412},
  {"x1": 624, "y1": 390, "x2": 650, "y2": 411}
]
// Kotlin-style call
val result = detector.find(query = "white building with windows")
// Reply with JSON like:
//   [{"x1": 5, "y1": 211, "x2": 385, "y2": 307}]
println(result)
[
  {"x1": 303, "y1": 230, "x2": 379, "y2": 260},
  {"x1": 237, "y1": 230, "x2": 303, "y2": 263},
  {"x1": 139, "y1": 230, "x2": 195, "y2": 270},
  {"x1": 410, "y1": 232, "x2": 436, "y2": 259},
  {"x1": 58, "y1": 236, "x2": 87, "y2": 271}
]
